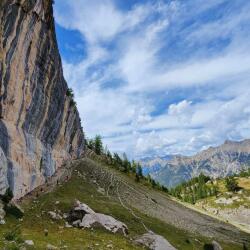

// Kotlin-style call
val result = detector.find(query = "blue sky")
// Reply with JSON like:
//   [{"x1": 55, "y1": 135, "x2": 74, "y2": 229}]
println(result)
[{"x1": 54, "y1": 0, "x2": 250, "y2": 158}]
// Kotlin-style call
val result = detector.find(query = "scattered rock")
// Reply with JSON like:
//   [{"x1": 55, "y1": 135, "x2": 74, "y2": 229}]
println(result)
[
  {"x1": 80, "y1": 213, "x2": 128, "y2": 235},
  {"x1": 25, "y1": 240, "x2": 34, "y2": 246},
  {"x1": 63, "y1": 213, "x2": 68, "y2": 219},
  {"x1": 204, "y1": 241, "x2": 223, "y2": 250},
  {"x1": 65, "y1": 221, "x2": 73, "y2": 228},
  {"x1": 135, "y1": 231, "x2": 176, "y2": 250},
  {"x1": 44, "y1": 229, "x2": 49, "y2": 236},
  {"x1": 215, "y1": 197, "x2": 233, "y2": 205},
  {"x1": 67, "y1": 200, "x2": 95, "y2": 223},
  {"x1": 97, "y1": 187, "x2": 105, "y2": 195},
  {"x1": 48, "y1": 211, "x2": 62, "y2": 220},
  {"x1": 0, "y1": 201, "x2": 6, "y2": 219},
  {"x1": 72, "y1": 219, "x2": 81, "y2": 227},
  {"x1": 67, "y1": 200, "x2": 128, "y2": 235},
  {"x1": 0, "y1": 218, "x2": 5, "y2": 224},
  {"x1": 0, "y1": 201, "x2": 6, "y2": 224},
  {"x1": 55, "y1": 201, "x2": 60, "y2": 205},
  {"x1": 212, "y1": 241, "x2": 223, "y2": 250},
  {"x1": 47, "y1": 243, "x2": 58, "y2": 249}
]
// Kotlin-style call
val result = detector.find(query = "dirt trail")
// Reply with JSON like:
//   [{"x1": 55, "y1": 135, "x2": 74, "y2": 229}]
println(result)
[
  {"x1": 116, "y1": 183, "x2": 149, "y2": 232},
  {"x1": 76, "y1": 157, "x2": 250, "y2": 246},
  {"x1": 16, "y1": 156, "x2": 250, "y2": 247}
]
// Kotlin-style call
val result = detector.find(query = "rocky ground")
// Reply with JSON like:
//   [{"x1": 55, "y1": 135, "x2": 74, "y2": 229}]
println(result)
[
  {"x1": 75, "y1": 158, "x2": 250, "y2": 245},
  {"x1": 0, "y1": 157, "x2": 249, "y2": 249}
]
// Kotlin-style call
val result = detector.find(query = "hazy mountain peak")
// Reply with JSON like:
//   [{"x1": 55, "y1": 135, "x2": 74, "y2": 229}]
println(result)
[{"x1": 142, "y1": 139, "x2": 250, "y2": 187}]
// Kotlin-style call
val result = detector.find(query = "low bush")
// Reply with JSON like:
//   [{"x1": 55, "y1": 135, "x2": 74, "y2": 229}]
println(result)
[{"x1": 225, "y1": 176, "x2": 239, "y2": 192}]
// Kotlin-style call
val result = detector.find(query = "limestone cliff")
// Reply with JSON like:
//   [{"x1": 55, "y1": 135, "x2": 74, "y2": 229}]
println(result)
[{"x1": 0, "y1": 0, "x2": 85, "y2": 198}]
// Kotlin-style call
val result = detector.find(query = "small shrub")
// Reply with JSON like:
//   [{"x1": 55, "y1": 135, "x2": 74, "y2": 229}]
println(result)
[
  {"x1": 225, "y1": 176, "x2": 239, "y2": 192},
  {"x1": 203, "y1": 243, "x2": 214, "y2": 250},
  {"x1": 4, "y1": 231, "x2": 16, "y2": 241},
  {"x1": 5, "y1": 204, "x2": 24, "y2": 219},
  {"x1": 4, "y1": 227, "x2": 24, "y2": 245},
  {"x1": 70, "y1": 99, "x2": 76, "y2": 107},
  {"x1": 66, "y1": 88, "x2": 74, "y2": 98},
  {"x1": 0, "y1": 187, "x2": 13, "y2": 204},
  {"x1": 5, "y1": 244, "x2": 20, "y2": 250}
]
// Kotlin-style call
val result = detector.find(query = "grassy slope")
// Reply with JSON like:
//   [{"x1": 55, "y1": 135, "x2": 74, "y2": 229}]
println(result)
[
  {"x1": 194, "y1": 177, "x2": 250, "y2": 209},
  {"x1": 193, "y1": 177, "x2": 250, "y2": 233},
  {"x1": 0, "y1": 159, "x2": 249, "y2": 249}
]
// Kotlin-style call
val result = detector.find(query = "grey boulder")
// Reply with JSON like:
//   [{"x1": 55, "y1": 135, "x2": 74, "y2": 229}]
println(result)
[
  {"x1": 67, "y1": 200, "x2": 128, "y2": 235},
  {"x1": 135, "y1": 231, "x2": 176, "y2": 250}
]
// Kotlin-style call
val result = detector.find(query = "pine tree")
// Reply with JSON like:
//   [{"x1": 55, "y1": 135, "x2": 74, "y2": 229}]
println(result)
[
  {"x1": 137, "y1": 163, "x2": 143, "y2": 177},
  {"x1": 135, "y1": 173, "x2": 140, "y2": 182},
  {"x1": 106, "y1": 150, "x2": 113, "y2": 164},
  {"x1": 113, "y1": 153, "x2": 122, "y2": 168},
  {"x1": 225, "y1": 176, "x2": 238, "y2": 192},
  {"x1": 131, "y1": 160, "x2": 137, "y2": 173},
  {"x1": 122, "y1": 153, "x2": 129, "y2": 173},
  {"x1": 94, "y1": 135, "x2": 103, "y2": 155}
]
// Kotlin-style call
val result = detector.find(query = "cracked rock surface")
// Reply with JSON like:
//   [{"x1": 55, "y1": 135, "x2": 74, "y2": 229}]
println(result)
[{"x1": 0, "y1": 0, "x2": 84, "y2": 198}]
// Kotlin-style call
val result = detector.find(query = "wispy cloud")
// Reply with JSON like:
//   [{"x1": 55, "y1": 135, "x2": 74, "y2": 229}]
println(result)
[{"x1": 54, "y1": 0, "x2": 250, "y2": 158}]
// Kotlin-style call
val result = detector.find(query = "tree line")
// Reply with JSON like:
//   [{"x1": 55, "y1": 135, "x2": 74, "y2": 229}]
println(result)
[
  {"x1": 169, "y1": 173, "x2": 219, "y2": 204},
  {"x1": 86, "y1": 135, "x2": 169, "y2": 193}
]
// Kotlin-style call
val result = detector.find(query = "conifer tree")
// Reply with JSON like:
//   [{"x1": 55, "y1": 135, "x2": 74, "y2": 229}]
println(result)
[{"x1": 94, "y1": 135, "x2": 103, "y2": 155}]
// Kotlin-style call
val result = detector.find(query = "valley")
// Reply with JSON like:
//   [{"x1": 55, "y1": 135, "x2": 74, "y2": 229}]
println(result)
[
  {"x1": 0, "y1": 156, "x2": 249, "y2": 249},
  {"x1": 1, "y1": 1, "x2": 250, "y2": 249}
]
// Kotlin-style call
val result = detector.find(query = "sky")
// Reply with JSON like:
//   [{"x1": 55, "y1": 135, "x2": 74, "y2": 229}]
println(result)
[{"x1": 54, "y1": 0, "x2": 250, "y2": 159}]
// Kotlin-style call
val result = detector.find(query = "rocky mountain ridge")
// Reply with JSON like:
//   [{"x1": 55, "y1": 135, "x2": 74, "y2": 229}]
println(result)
[
  {"x1": 143, "y1": 139, "x2": 250, "y2": 187},
  {"x1": 0, "y1": 0, "x2": 84, "y2": 198}
]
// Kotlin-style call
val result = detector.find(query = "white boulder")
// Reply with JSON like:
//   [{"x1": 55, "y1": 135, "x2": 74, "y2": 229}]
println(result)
[
  {"x1": 80, "y1": 213, "x2": 128, "y2": 235},
  {"x1": 48, "y1": 211, "x2": 62, "y2": 220},
  {"x1": 25, "y1": 240, "x2": 34, "y2": 246},
  {"x1": 68, "y1": 200, "x2": 128, "y2": 235},
  {"x1": 135, "y1": 231, "x2": 176, "y2": 250},
  {"x1": 46, "y1": 243, "x2": 58, "y2": 249}
]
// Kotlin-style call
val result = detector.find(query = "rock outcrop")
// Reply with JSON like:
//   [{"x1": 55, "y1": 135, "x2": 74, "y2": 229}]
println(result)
[
  {"x1": 204, "y1": 241, "x2": 223, "y2": 250},
  {"x1": 0, "y1": 0, "x2": 84, "y2": 198},
  {"x1": 67, "y1": 200, "x2": 128, "y2": 235},
  {"x1": 135, "y1": 231, "x2": 176, "y2": 250}
]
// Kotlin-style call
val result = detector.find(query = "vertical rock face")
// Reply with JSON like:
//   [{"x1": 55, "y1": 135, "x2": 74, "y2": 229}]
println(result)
[{"x1": 0, "y1": 0, "x2": 85, "y2": 198}]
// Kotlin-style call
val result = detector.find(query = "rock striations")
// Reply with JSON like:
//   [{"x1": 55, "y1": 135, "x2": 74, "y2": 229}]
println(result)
[{"x1": 0, "y1": 0, "x2": 84, "y2": 198}]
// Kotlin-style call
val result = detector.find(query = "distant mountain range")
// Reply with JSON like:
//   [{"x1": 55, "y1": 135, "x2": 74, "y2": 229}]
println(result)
[
  {"x1": 140, "y1": 155, "x2": 174, "y2": 175},
  {"x1": 140, "y1": 139, "x2": 250, "y2": 188}
]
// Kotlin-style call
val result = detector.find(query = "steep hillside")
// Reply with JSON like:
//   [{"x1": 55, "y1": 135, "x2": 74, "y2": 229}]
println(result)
[
  {"x1": 146, "y1": 140, "x2": 250, "y2": 187},
  {"x1": 0, "y1": 0, "x2": 84, "y2": 198},
  {"x1": 0, "y1": 157, "x2": 249, "y2": 249}
]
